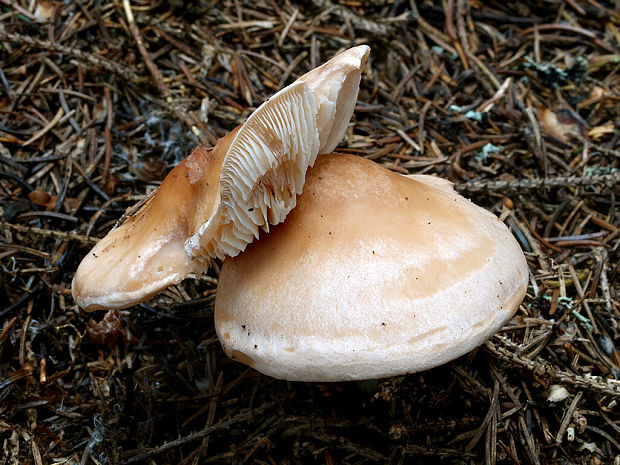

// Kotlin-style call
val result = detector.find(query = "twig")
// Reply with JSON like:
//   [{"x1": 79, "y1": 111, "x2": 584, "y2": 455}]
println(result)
[
  {"x1": 455, "y1": 172, "x2": 620, "y2": 193},
  {"x1": 312, "y1": 0, "x2": 392, "y2": 36},
  {"x1": 102, "y1": 87, "x2": 113, "y2": 186},
  {"x1": 466, "y1": 51, "x2": 501, "y2": 89},
  {"x1": 0, "y1": 0, "x2": 36, "y2": 21},
  {"x1": 122, "y1": 0, "x2": 170, "y2": 99},
  {"x1": 556, "y1": 391, "x2": 583, "y2": 443},
  {"x1": 0, "y1": 31, "x2": 137, "y2": 80},
  {"x1": 122, "y1": 0, "x2": 210, "y2": 145},
  {"x1": 121, "y1": 403, "x2": 274, "y2": 464},
  {"x1": 0, "y1": 221, "x2": 99, "y2": 244},
  {"x1": 22, "y1": 108, "x2": 64, "y2": 146},
  {"x1": 586, "y1": 425, "x2": 620, "y2": 451},
  {"x1": 519, "y1": 23, "x2": 614, "y2": 53},
  {"x1": 476, "y1": 77, "x2": 513, "y2": 112},
  {"x1": 403, "y1": 444, "x2": 478, "y2": 458},
  {"x1": 486, "y1": 337, "x2": 620, "y2": 397}
]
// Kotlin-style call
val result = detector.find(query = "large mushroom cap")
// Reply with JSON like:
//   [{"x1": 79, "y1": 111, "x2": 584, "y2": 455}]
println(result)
[
  {"x1": 215, "y1": 154, "x2": 529, "y2": 382},
  {"x1": 72, "y1": 47, "x2": 369, "y2": 311}
]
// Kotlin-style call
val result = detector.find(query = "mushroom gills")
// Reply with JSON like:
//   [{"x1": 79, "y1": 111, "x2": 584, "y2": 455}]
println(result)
[
  {"x1": 72, "y1": 46, "x2": 370, "y2": 311},
  {"x1": 189, "y1": 80, "x2": 320, "y2": 262}
]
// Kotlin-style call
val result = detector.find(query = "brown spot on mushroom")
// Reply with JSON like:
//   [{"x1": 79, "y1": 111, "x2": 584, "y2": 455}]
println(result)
[
  {"x1": 407, "y1": 326, "x2": 447, "y2": 345},
  {"x1": 230, "y1": 350, "x2": 255, "y2": 367}
]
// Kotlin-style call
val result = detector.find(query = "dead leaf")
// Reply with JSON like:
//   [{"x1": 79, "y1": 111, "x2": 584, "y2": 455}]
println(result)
[
  {"x1": 588, "y1": 121, "x2": 615, "y2": 140},
  {"x1": 129, "y1": 154, "x2": 168, "y2": 182},
  {"x1": 28, "y1": 189, "x2": 57, "y2": 209},
  {"x1": 578, "y1": 86, "x2": 611, "y2": 107},
  {"x1": 538, "y1": 107, "x2": 587, "y2": 143},
  {"x1": 86, "y1": 310, "x2": 137, "y2": 347}
]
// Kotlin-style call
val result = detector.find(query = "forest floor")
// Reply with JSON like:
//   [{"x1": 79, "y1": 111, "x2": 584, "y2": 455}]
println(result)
[{"x1": 0, "y1": 1, "x2": 619, "y2": 464}]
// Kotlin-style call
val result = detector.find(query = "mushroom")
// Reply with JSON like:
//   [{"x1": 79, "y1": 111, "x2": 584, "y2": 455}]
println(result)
[
  {"x1": 72, "y1": 46, "x2": 369, "y2": 311},
  {"x1": 215, "y1": 154, "x2": 528, "y2": 382},
  {"x1": 34, "y1": 0, "x2": 54, "y2": 22}
]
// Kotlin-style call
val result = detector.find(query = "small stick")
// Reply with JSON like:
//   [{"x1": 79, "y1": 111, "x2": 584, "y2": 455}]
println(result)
[
  {"x1": 278, "y1": 8, "x2": 299, "y2": 47},
  {"x1": 486, "y1": 337, "x2": 620, "y2": 397},
  {"x1": 466, "y1": 52, "x2": 501, "y2": 89},
  {"x1": 122, "y1": 0, "x2": 209, "y2": 145},
  {"x1": 122, "y1": 0, "x2": 170, "y2": 99},
  {"x1": 102, "y1": 87, "x2": 113, "y2": 187},
  {"x1": 455, "y1": 172, "x2": 620, "y2": 194},
  {"x1": 455, "y1": 0, "x2": 470, "y2": 69},
  {"x1": 122, "y1": 403, "x2": 274, "y2": 464},
  {"x1": 0, "y1": 31, "x2": 137, "y2": 80},
  {"x1": 22, "y1": 108, "x2": 64, "y2": 146},
  {"x1": 0, "y1": 0, "x2": 36, "y2": 20},
  {"x1": 476, "y1": 77, "x2": 513, "y2": 112},
  {"x1": 555, "y1": 391, "x2": 583, "y2": 443},
  {"x1": 418, "y1": 100, "x2": 432, "y2": 156},
  {"x1": 444, "y1": 0, "x2": 457, "y2": 40},
  {"x1": 0, "y1": 221, "x2": 99, "y2": 244},
  {"x1": 519, "y1": 23, "x2": 614, "y2": 52}
]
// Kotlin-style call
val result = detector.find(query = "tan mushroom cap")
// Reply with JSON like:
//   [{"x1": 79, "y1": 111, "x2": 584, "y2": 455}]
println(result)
[
  {"x1": 71, "y1": 143, "x2": 223, "y2": 311},
  {"x1": 215, "y1": 154, "x2": 529, "y2": 382},
  {"x1": 72, "y1": 46, "x2": 369, "y2": 311}
]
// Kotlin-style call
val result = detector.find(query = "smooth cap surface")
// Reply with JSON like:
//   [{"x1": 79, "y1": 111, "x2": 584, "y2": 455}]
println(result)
[{"x1": 215, "y1": 154, "x2": 529, "y2": 381}]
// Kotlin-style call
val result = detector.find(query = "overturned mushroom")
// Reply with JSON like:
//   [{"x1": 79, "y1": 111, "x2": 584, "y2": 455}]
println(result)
[
  {"x1": 215, "y1": 154, "x2": 529, "y2": 382},
  {"x1": 72, "y1": 46, "x2": 370, "y2": 311}
]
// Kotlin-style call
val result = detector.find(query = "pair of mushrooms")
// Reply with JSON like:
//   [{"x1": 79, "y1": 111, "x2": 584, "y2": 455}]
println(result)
[{"x1": 73, "y1": 46, "x2": 528, "y2": 382}]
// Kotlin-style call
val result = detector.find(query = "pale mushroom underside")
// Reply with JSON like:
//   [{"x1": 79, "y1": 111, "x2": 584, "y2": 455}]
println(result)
[
  {"x1": 72, "y1": 46, "x2": 370, "y2": 311},
  {"x1": 186, "y1": 81, "x2": 320, "y2": 262}
]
